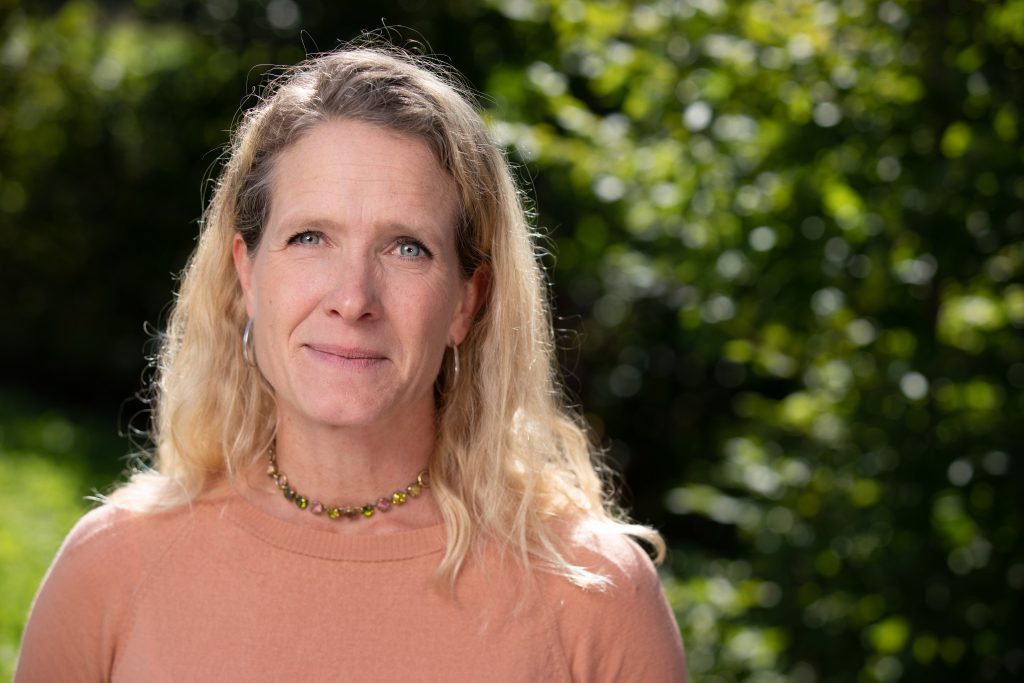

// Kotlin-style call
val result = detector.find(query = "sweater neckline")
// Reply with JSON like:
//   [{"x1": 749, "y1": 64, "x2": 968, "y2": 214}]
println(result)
[{"x1": 220, "y1": 486, "x2": 447, "y2": 562}]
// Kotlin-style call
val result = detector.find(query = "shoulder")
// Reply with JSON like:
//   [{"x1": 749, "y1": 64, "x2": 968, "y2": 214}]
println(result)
[
  {"x1": 561, "y1": 518, "x2": 662, "y2": 587},
  {"x1": 14, "y1": 500, "x2": 201, "y2": 682},
  {"x1": 36, "y1": 503, "x2": 156, "y2": 599},
  {"x1": 30, "y1": 498, "x2": 201, "y2": 617},
  {"x1": 543, "y1": 518, "x2": 688, "y2": 683},
  {"x1": 61, "y1": 501, "x2": 159, "y2": 553},
  {"x1": 54, "y1": 498, "x2": 198, "y2": 573}
]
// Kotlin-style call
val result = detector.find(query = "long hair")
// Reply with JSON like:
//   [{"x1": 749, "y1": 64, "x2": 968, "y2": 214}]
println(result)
[{"x1": 109, "y1": 44, "x2": 665, "y2": 588}]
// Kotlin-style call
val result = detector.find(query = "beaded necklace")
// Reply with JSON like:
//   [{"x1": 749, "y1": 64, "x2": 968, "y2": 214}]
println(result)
[{"x1": 266, "y1": 449, "x2": 430, "y2": 520}]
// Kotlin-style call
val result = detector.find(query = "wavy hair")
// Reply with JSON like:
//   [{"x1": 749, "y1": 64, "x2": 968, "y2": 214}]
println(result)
[{"x1": 109, "y1": 44, "x2": 665, "y2": 588}]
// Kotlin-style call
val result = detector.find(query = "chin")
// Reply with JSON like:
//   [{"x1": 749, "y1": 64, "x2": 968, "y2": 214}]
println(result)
[
  {"x1": 301, "y1": 402, "x2": 386, "y2": 428},
  {"x1": 290, "y1": 390, "x2": 397, "y2": 429}
]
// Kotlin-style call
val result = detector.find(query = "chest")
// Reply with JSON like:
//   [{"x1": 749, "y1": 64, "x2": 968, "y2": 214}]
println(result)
[{"x1": 109, "y1": 548, "x2": 571, "y2": 682}]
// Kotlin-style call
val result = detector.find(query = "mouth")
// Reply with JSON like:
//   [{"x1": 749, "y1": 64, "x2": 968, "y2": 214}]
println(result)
[{"x1": 304, "y1": 344, "x2": 387, "y2": 366}]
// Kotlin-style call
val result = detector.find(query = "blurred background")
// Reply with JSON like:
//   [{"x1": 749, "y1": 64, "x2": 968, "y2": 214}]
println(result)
[{"x1": 1, "y1": 0, "x2": 1022, "y2": 680}]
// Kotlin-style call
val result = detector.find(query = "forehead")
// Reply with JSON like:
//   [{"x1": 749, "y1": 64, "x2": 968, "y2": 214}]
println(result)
[{"x1": 266, "y1": 119, "x2": 459, "y2": 235}]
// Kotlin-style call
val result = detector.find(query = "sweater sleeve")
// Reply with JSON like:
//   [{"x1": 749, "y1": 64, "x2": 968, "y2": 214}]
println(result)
[
  {"x1": 14, "y1": 505, "x2": 138, "y2": 683},
  {"x1": 553, "y1": 524, "x2": 688, "y2": 683}
]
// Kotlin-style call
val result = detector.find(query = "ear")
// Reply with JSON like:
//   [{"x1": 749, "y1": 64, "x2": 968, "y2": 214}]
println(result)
[
  {"x1": 449, "y1": 265, "x2": 490, "y2": 346},
  {"x1": 232, "y1": 234, "x2": 256, "y2": 318}
]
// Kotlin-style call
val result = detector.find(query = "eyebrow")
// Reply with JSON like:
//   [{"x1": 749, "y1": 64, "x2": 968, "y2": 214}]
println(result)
[{"x1": 274, "y1": 216, "x2": 454, "y2": 239}]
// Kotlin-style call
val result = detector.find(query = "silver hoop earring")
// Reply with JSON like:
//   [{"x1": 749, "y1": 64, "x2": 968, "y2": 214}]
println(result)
[
  {"x1": 242, "y1": 319, "x2": 256, "y2": 366},
  {"x1": 451, "y1": 344, "x2": 460, "y2": 378}
]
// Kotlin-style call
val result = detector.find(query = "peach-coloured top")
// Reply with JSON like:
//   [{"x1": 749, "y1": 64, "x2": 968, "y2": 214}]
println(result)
[{"x1": 15, "y1": 487, "x2": 686, "y2": 682}]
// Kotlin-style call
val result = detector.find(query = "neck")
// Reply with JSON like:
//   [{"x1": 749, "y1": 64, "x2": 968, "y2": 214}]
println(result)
[{"x1": 239, "y1": 399, "x2": 442, "y2": 534}]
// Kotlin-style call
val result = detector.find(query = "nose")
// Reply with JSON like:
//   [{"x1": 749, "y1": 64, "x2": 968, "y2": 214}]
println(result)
[{"x1": 324, "y1": 255, "x2": 380, "y2": 322}]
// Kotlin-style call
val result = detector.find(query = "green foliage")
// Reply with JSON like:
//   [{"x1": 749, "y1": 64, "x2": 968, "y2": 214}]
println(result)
[
  {"x1": 0, "y1": 396, "x2": 110, "y2": 680},
  {"x1": 0, "y1": 454, "x2": 86, "y2": 681},
  {"x1": 482, "y1": 0, "x2": 1023, "y2": 680},
  {"x1": 2, "y1": 1, "x2": 1022, "y2": 681}
]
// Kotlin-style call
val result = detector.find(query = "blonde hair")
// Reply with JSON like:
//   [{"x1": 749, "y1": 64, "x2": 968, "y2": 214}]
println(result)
[{"x1": 110, "y1": 44, "x2": 665, "y2": 588}]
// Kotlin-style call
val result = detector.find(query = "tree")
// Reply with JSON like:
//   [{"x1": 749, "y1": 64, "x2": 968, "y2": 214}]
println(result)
[{"x1": 482, "y1": 0, "x2": 1024, "y2": 680}]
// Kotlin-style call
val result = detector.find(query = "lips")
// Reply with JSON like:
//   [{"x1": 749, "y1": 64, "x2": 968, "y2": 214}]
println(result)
[{"x1": 304, "y1": 344, "x2": 387, "y2": 367}]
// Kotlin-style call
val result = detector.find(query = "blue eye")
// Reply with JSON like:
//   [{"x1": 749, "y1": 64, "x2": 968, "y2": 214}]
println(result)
[
  {"x1": 397, "y1": 240, "x2": 431, "y2": 258},
  {"x1": 289, "y1": 231, "x2": 322, "y2": 246}
]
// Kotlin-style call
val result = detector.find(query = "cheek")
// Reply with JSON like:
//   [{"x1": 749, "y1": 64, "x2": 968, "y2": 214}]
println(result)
[
  {"x1": 253, "y1": 261, "x2": 315, "y2": 317},
  {"x1": 391, "y1": 275, "x2": 462, "y2": 341},
  {"x1": 426, "y1": 276, "x2": 466, "y2": 330}
]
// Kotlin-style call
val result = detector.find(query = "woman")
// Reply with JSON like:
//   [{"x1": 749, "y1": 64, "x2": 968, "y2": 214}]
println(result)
[{"x1": 16, "y1": 45, "x2": 687, "y2": 681}]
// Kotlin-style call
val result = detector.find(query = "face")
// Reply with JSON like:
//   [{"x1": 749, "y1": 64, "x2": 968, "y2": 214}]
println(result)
[{"x1": 233, "y1": 119, "x2": 483, "y2": 432}]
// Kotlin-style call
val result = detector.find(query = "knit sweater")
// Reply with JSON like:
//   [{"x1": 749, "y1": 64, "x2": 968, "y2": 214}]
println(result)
[{"x1": 15, "y1": 485, "x2": 687, "y2": 682}]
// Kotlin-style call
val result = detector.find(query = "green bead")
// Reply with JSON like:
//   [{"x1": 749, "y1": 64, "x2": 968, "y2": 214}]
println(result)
[
  {"x1": 327, "y1": 507, "x2": 341, "y2": 519},
  {"x1": 392, "y1": 491, "x2": 407, "y2": 505},
  {"x1": 295, "y1": 496, "x2": 308, "y2": 509},
  {"x1": 361, "y1": 505, "x2": 375, "y2": 518}
]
